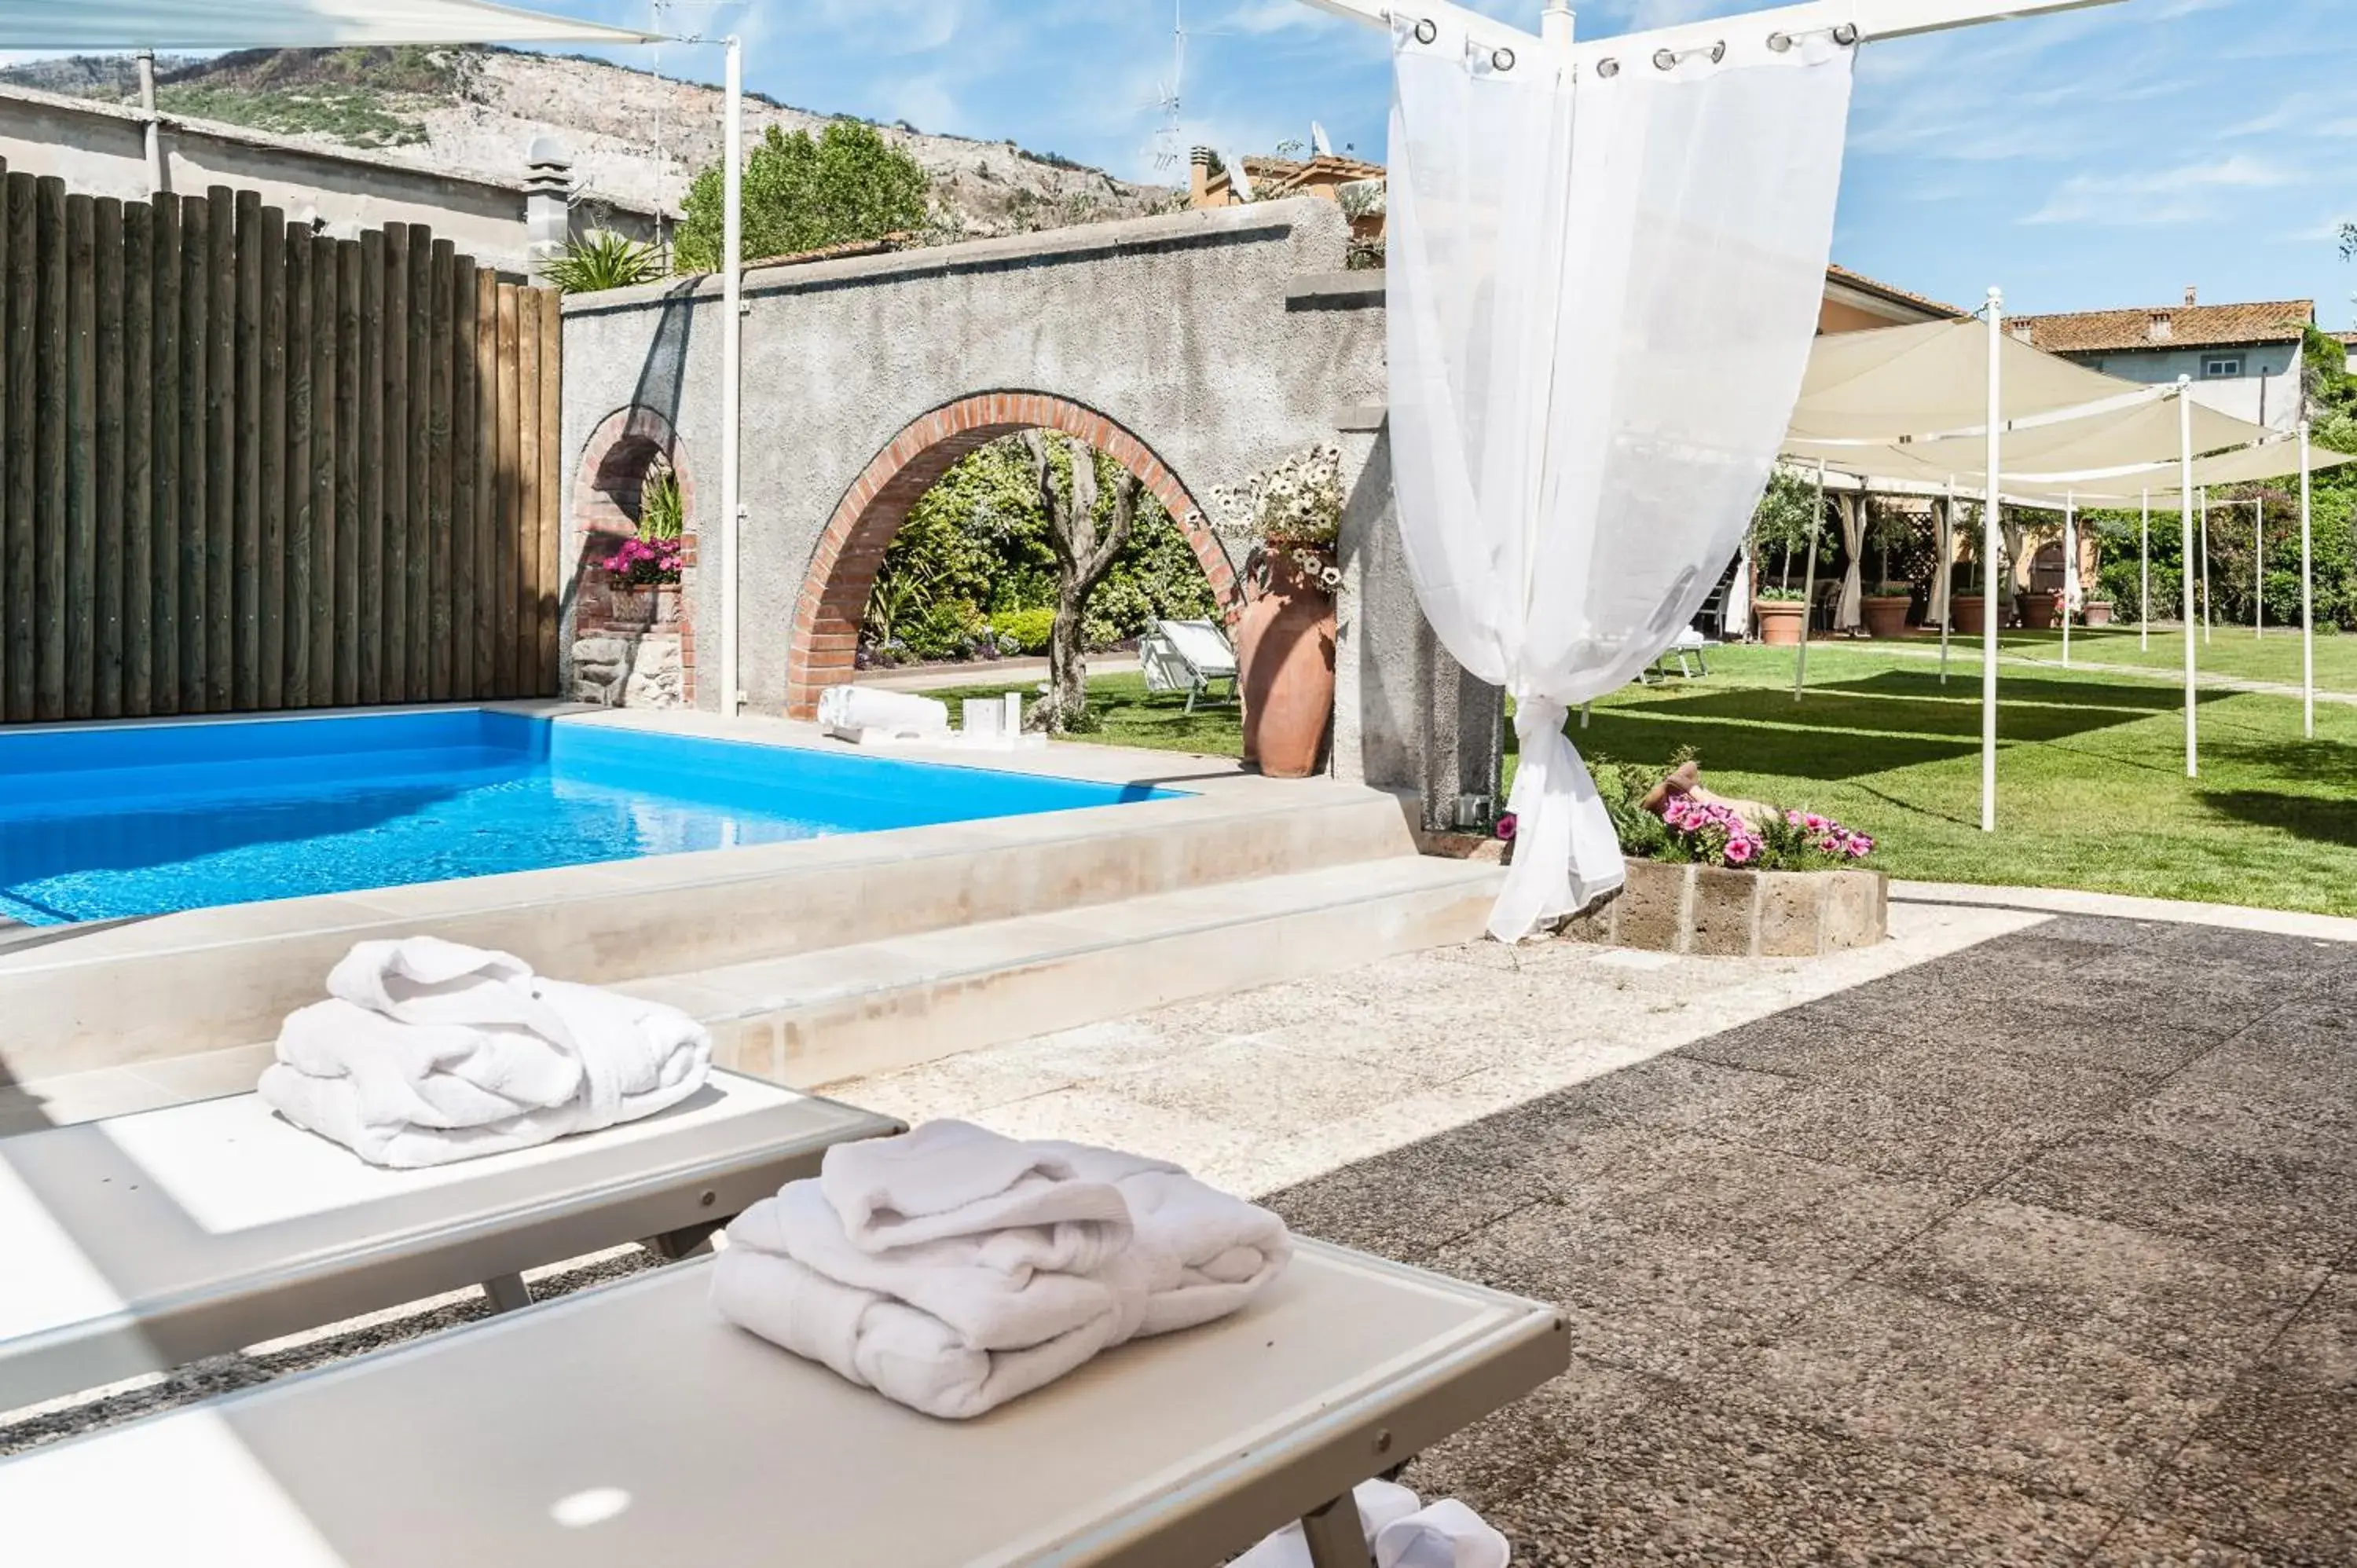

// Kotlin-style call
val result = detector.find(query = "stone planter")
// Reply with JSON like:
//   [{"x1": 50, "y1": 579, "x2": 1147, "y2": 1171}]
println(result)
[
  {"x1": 2084, "y1": 599, "x2": 2114, "y2": 627},
  {"x1": 2018, "y1": 590, "x2": 2061, "y2": 630},
  {"x1": 1557, "y1": 858, "x2": 1886, "y2": 957},
  {"x1": 1861, "y1": 594, "x2": 1912, "y2": 639},
  {"x1": 1237, "y1": 552, "x2": 1336, "y2": 779},
  {"x1": 1754, "y1": 599, "x2": 1806, "y2": 647},
  {"x1": 1951, "y1": 594, "x2": 1986, "y2": 636},
  {"x1": 607, "y1": 581, "x2": 682, "y2": 628}
]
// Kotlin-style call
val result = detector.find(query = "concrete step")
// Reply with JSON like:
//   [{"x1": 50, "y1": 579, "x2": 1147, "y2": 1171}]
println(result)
[{"x1": 640, "y1": 855, "x2": 1505, "y2": 1089}]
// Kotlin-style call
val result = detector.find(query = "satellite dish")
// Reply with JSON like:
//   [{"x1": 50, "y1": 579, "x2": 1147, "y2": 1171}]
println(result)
[
  {"x1": 1223, "y1": 151, "x2": 1255, "y2": 200},
  {"x1": 1310, "y1": 121, "x2": 1332, "y2": 157}
]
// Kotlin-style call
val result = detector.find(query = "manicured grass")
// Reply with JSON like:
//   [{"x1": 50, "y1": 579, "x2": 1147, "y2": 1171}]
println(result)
[
  {"x1": 925, "y1": 671, "x2": 1246, "y2": 756},
  {"x1": 1983, "y1": 625, "x2": 2357, "y2": 693},
  {"x1": 1549, "y1": 644, "x2": 2357, "y2": 916}
]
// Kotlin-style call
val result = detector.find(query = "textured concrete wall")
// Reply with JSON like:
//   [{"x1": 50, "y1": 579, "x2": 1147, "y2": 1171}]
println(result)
[{"x1": 558, "y1": 197, "x2": 1501, "y2": 822}]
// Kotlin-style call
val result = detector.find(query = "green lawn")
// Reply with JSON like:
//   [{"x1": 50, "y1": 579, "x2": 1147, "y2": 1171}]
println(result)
[
  {"x1": 1978, "y1": 625, "x2": 2357, "y2": 693},
  {"x1": 924, "y1": 671, "x2": 1247, "y2": 756},
  {"x1": 1557, "y1": 644, "x2": 2357, "y2": 916}
]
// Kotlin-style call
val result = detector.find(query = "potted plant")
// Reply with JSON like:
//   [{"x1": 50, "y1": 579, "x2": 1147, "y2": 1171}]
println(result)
[
  {"x1": 1860, "y1": 500, "x2": 1915, "y2": 639},
  {"x1": 1211, "y1": 445, "x2": 1343, "y2": 779},
  {"x1": 2018, "y1": 584, "x2": 2061, "y2": 630},
  {"x1": 604, "y1": 466, "x2": 686, "y2": 625},
  {"x1": 1861, "y1": 582, "x2": 1914, "y2": 639},
  {"x1": 2084, "y1": 596, "x2": 2114, "y2": 627},
  {"x1": 1754, "y1": 586, "x2": 1808, "y2": 647}
]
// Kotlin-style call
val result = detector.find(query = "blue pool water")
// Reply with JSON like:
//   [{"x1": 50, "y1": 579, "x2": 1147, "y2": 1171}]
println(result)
[{"x1": 0, "y1": 710, "x2": 1175, "y2": 925}]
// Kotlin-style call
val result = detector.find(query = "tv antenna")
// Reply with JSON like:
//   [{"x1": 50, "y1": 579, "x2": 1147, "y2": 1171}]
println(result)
[{"x1": 1152, "y1": 0, "x2": 1187, "y2": 173}]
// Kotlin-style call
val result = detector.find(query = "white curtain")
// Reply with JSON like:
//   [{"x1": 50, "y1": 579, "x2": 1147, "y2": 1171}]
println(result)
[
  {"x1": 1837, "y1": 494, "x2": 1867, "y2": 628},
  {"x1": 1386, "y1": 14, "x2": 1855, "y2": 942}
]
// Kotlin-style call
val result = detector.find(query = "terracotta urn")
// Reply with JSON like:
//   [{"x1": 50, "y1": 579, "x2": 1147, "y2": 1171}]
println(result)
[
  {"x1": 1754, "y1": 599, "x2": 1806, "y2": 647},
  {"x1": 607, "y1": 581, "x2": 682, "y2": 628},
  {"x1": 1951, "y1": 595, "x2": 1986, "y2": 636},
  {"x1": 2084, "y1": 599, "x2": 2114, "y2": 627},
  {"x1": 2018, "y1": 589, "x2": 2061, "y2": 630},
  {"x1": 1237, "y1": 550, "x2": 1336, "y2": 779},
  {"x1": 1860, "y1": 594, "x2": 1912, "y2": 639}
]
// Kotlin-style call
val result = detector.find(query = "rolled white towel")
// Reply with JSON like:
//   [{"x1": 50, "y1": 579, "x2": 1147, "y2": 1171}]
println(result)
[
  {"x1": 820, "y1": 1120, "x2": 1128, "y2": 1252},
  {"x1": 817, "y1": 684, "x2": 950, "y2": 735},
  {"x1": 731, "y1": 1180, "x2": 1132, "y2": 1352},
  {"x1": 709, "y1": 1244, "x2": 1124, "y2": 1421},
  {"x1": 1033, "y1": 1140, "x2": 1294, "y2": 1339},
  {"x1": 1374, "y1": 1501, "x2": 1511, "y2": 1568},
  {"x1": 1230, "y1": 1481, "x2": 1423, "y2": 1568}
]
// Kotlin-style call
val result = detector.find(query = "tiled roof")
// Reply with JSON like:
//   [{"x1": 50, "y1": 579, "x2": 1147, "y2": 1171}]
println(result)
[
  {"x1": 1234, "y1": 153, "x2": 1387, "y2": 196},
  {"x1": 1825, "y1": 262, "x2": 1964, "y2": 320},
  {"x1": 2011, "y1": 300, "x2": 2315, "y2": 354}
]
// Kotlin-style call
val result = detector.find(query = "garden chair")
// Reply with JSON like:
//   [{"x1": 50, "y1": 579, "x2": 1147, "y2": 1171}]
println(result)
[
  {"x1": 0, "y1": 1075, "x2": 900, "y2": 1410},
  {"x1": 0, "y1": 1239, "x2": 1566, "y2": 1568},
  {"x1": 1139, "y1": 617, "x2": 1240, "y2": 713},
  {"x1": 1641, "y1": 625, "x2": 1715, "y2": 683}
]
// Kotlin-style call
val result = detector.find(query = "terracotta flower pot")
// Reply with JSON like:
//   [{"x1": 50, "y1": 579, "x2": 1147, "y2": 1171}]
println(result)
[
  {"x1": 1861, "y1": 595, "x2": 1912, "y2": 639},
  {"x1": 1952, "y1": 595, "x2": 1986, "y2": 636},
  {"x1": 1754, "y1": 599, "x2": 1806, "y2": 647},
  {"x1": 2018, "y1": 590, "x2": 2060, "y2": 630},
  {"x1": 1237, "y1": 551, "x2": 1336, "y2": 779},
  {"x1": 2084, "y1": 599, "x2": 2114, "y2": 627},
  {"x1": 607, "y1": 582, "x2": 682, "y2": 628}
]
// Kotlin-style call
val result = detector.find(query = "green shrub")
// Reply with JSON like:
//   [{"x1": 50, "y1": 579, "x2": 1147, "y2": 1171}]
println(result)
[
  {"x1": 543, "y1": 232, "x2": 664, "y2": 296},
  {"x1": 992, "y1": 607, "x2": 1056, "y2": 654}
]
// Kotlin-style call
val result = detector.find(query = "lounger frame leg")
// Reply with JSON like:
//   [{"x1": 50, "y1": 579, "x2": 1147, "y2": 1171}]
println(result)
[
  {"x1": 480, "y1": 1273, "x2": 533, "y2": 1313},
  {"x1": 642, "y1": 1221, "x2": 724, "y2": 1262},
  {"x1": 1299, "y1": 1493, "x2": 1376, "y2": 1568}
]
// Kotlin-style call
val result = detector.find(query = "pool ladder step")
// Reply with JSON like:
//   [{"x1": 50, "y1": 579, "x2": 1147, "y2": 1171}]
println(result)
[{"x1": 632, "y1": 855, "x2": 1506, "y2": 1090}]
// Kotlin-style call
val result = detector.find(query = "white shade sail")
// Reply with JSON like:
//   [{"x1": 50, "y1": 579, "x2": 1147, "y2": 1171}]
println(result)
[
  {"x1": 1787, "y1": 397, "x2": 2281, "y2": 489},
  {"x1": 1791, "y1": 317, "x2": 2149, "y2": 443},
  {"x1": 0, "y1": 0, "x2": 656, "y2": 49}
]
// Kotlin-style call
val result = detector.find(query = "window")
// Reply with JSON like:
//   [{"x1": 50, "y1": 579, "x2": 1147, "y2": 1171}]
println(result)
[{"x1": 2203, "y1": 356, "x2": 2244, "y2": 379}]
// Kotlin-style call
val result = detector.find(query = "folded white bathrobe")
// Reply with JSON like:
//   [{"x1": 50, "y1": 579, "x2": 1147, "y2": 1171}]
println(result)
[
  {"x1": 258, "y1": 937, "x2": 711, "y2": 1167},
  {"x1": 819, "y1": 1119, "x2": 1125, "y2": 1252}
]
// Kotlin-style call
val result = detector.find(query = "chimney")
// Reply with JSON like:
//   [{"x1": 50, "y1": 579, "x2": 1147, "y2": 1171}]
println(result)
[
  {"x1": 2184, "y1": 285, "x2": 2198, "y2": 307},
  {"x1": 1189, "y1": 146, "x2": 1214, "y2": 208},
  {"x1": 2149, "y1": 311, "x2": 2173, "y2": 343},
  {"x1": 522, "y1": 134, "x2": 574, "y2": 280}
]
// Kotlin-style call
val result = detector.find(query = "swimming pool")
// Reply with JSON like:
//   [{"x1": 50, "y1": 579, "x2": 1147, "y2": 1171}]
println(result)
[{"x1": 0, "y1": 710, "x2": 1174, "y2": 926}]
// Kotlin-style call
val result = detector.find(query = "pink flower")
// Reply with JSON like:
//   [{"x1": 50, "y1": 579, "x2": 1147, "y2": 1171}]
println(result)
[
  {"x1": 1725, "y1": 837, "x2": 1756, "y2": 866},
  {"x1": 1494, "y1": 812, "x2": 1518, "y2": 841}
]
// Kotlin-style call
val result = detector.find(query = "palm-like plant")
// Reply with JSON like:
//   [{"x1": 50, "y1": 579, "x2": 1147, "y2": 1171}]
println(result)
[{"x1": 542, "y1": 233, "x2": 664, "y2": 295}]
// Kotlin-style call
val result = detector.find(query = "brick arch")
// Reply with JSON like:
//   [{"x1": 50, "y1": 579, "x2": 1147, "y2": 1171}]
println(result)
[
  {"x1": 572, "y1": 405, "x2": 698, "y2": 699},
  {"x1": 786, "y1": 392, "x2": 1242, "y2": 719}
]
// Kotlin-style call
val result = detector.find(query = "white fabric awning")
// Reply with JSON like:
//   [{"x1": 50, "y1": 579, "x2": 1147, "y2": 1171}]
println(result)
[
  {"x1": 1791, "y1": 317, "x2": 2146, "y2": 443},
  {"x1": 0, "y1": 0, "x2": 656, "y2": 49},
  {"x1": 1785, "y1": 396, "x2": 2281, "y2": 489}
]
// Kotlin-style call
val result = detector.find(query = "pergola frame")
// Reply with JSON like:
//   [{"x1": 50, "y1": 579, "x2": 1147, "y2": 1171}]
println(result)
[{"x1": 1292, "y1": 0, "x2": 2130, "y2": 57}]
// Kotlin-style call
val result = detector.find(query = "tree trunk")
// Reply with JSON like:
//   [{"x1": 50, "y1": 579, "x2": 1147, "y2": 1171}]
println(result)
[{"x1": 1025, "y1": 430, "x2": 1137, "y2": 734}]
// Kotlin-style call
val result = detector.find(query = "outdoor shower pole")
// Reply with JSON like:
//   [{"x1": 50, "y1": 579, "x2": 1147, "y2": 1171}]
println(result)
[
  {"x1": 2139, "y1": 489, "x2": 2150, "y2": 652},
  {"x1": 1795, "y1": 459, "x2": 1824, "y2": 699},
  {"x1": 718, "y1": 35, "x2": 744, "y2": 718},
  {"x1": 1981, "y1": 288, "x2": 2002, "y2": 833},
  {"x1": 2179, "y1": 379, "x2": 2198, "y2": 778},
  {"x1": 2301, "y1": 419, "x2": 2315, "y2": 738}
]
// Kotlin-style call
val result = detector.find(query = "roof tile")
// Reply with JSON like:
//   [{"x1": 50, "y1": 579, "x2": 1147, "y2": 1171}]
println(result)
[{"x1": 2011, "y1": 300, "x2": 2315, "y2": 354}]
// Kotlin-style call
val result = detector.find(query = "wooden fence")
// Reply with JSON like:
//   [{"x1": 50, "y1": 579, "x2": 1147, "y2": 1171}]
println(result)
[{"x1": 0, "y1": 167, "x2": 562, "y2": 724}]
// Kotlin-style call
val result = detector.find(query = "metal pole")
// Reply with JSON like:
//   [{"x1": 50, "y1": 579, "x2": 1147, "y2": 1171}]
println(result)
[
  {"x1": 1982, "y1": 288, "x2": 2003, "y2": 833},
  {"x1": 137, "y1": 49, "x2": 163, "y2": 196},
  {"x1": 2062, "y1": 492, "x2": 2075, "y2": 667},
  {"x1": 2301, "y1": 419, "x2": 2315, "y2": 739},
  {"x1": 2139, "y1": 489, "x2": 2150, "y2": 652},
  {"x1": 1795, "y1": 459, "x2": 1824, "y2": 699},
  {"x1": 719, "y1": 36, "x2": 744, "y2": 718},
  {"x1": 1939, "y1": 476, "x2": 1954, "y2": 684},
  {"x1": 2199, "y1": 485, "x2": 2212, "y2": 644},
  {"x1": 2254, "y1": 496, "x2": 2264, "y2": 639},
  {"x1": 2179, "y1": 379, "x2": 2197, "y2": 778},
  {"x1": 1541, "y1": 0, "x2": 1576, "y2": 47}
]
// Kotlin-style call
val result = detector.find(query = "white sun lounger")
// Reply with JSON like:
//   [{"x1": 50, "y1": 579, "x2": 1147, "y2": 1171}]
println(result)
[
  {"x1": 0, "y1": 1072, "x2": 900, "y2": 1412},
  {"x1": 0, "y1": 1238, "x2": 1566, "y2": 1568},
  {"x1": 1140, "y1": 617, "x2": 1240, "y2": 713}
]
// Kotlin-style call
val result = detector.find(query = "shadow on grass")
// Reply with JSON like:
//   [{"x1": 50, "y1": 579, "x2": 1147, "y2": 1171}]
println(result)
[{"x1": 2198, "y1": 789, "x2": 2357, "y2": 849}]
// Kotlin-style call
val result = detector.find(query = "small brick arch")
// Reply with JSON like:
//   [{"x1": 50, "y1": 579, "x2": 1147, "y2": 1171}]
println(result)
[
  {"x1": 572, "y1": 405, "x2": 698, "y2": 698},
  {"x1": 785, "y1": 392, "x2": 1242, "y2": 720}
]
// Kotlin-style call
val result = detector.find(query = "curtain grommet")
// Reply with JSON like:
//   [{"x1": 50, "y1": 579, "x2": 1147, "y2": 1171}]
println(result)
[
  {"x1": 1767, "y1": 31, "x2": 1793, "y2": 52},
  {"x1": 1595, "y1": 57, "x2": 1620, "y2": 77},
  {"x1": 1492, "y1": 46, "x2": 1516, "y2": 71},
  {"x1": 1652, "y1": 47, "x2": 1676, "y2": 70},
  {"x1": 1413, "y1": 16, "x2": 1437, "y2": 44},
  {"x1": 1833, "y1": 22, "x2": 1860, "y2": 45},
  {"x1": 1710, "y1": 40, "x2": 1727, "y2": 62}
]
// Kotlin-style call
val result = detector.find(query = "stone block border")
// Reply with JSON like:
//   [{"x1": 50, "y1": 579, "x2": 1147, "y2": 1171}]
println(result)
[{"x1": 1560, "y1": 859, "x2": 1886, "y2": 957}]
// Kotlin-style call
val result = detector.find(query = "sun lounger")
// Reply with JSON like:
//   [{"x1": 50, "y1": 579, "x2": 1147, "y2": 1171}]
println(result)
[
  {"x1": 1642, "y1": 625, "x2": 1715, "y2": 682},
  {"x1": 1139, "y1": 617, "x2": 1240, "y2": 713},
  {"x1": 0, "y1": 1237, "x2": 1566, "y2": 1567},
  {"x1": 0, "y1": 1072, "x2": 900, "y2": 1411}
]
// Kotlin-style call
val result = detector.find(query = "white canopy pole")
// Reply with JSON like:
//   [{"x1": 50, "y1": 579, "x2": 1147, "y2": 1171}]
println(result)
[
  {"x1": 1981, "y1": 288, "x2": 2002, "y2": 833},
  {"x1": 2179, "y1": 379, "x2": 2197, "y2": 778},
  {"x1": 2062, "y1": 490, "x2": 2075, "y2": 666},
  {"x1": 2302, "y1": 419, "x2": 2315, "y2": 738},
  {"x1": 1795, "y1": 458, "x2": 1826, "y2": 699},
  {"x1": 717, "y1": 35, "x2": 743, "y2": 719},
  {"x1": 2199, "y1": 485, "x2": 2212, "y2": 645},
  {"x1": 2139, "y1": 489, "x2": 2150, "y2": 651},
  {"x1": 1940, "y1": 475, "x2": 1955, "y2": 684},
  {"x1": 2254, "y1": 496, "x2": 2264, "y2": 639}
]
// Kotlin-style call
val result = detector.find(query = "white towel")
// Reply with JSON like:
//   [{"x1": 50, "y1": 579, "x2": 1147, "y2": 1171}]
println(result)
[
  {"x1": 1033, "y1": 1141, "x2": 1294, "y2": 1339},
  {"x1": 258, "y1": 940, "x2": 710, "y2": 1167},
  {"x1": 1230, "y1": 1481, "x2": 1423, "y2": 1568},
  {"x1": 820, "y1": 1120, "x2": 1130, "y2": 1252},
  {"x1": 816, "y1": 685, "x2": 950, "y2": 735},
  {"x1": 1374, "y1": 1502, "x2": 1511, "y2": 1568}
]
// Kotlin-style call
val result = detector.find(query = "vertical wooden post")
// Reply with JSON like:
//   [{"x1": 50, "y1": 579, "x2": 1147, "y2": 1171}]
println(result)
[
  {"x1": 356, "y1": 228, "x2": 383, "y2": 705},
  {"x1": 311, "y1": 233, "x2": 339, "y2": 705},
  {"x1": 3, "y1": 172, "x2": 33, "y2": 724},
  {"x1": 231, "y1": 188, "x2": 261, "y2": 709},
  {"x1": 178, "y1": 192, "x2": 207, "y2": 713},
  {"x1": 427, "y1": 237, "x2": 454, "y2": 701},
  {"x1": 449, "y1": 255, "x2": 478, "y2": 700},
  {"x1": 64, "y1": 190, "x2": 94, "y2": 720},
  {"x1": 334, "y1": 239, "x2": 361, "y2": 707},
  {"x1": 149, "y1": 192, "x2": 180, "y2": 716},
  {"x1": 515, "y1": 283, "x2": 542, "y2": 700},
  {"x1": 473, "y1": 267, "x2": 497, "y2": 698},
  {"x1": 256, "y1": 203, "x2": 285, "y2": 709},
  {"x1": 494, "y1": 282, "x2": 520, "y2": 696},
  {"x1": 535, "y1": 287, "x2": 561, "y2": 696},
  {"x1": 34, "y1": 176, "x2": 66, "y2": 720},
  {"x1": 283, "y1": 223, "x2": 310, "y2": 709},
  {"x1": 379, "y1": 222, "x2": 409, "y2": 703},
  {"x1": 93, "y1": 196, "x2": 125, "y2": 719},
  {"x1": 123, "y1": 200, "x2": 152, "y2": 717},
  {"x1": 205, "y1": 185, "x2": 234, "y2": 713},
  {"x1": 405, "y1": 223, "x2": 432, "y2": 698}
]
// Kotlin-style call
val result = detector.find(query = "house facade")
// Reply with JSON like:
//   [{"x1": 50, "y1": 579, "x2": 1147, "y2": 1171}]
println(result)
[{"x1": 2009, "y1": 291, "x2": 2312, "y2": 433}]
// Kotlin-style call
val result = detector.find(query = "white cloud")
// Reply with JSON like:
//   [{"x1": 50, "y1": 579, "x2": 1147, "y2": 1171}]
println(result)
[{"x1": 2025, "y1": 155, "x2": 2302, "y2": 227}]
